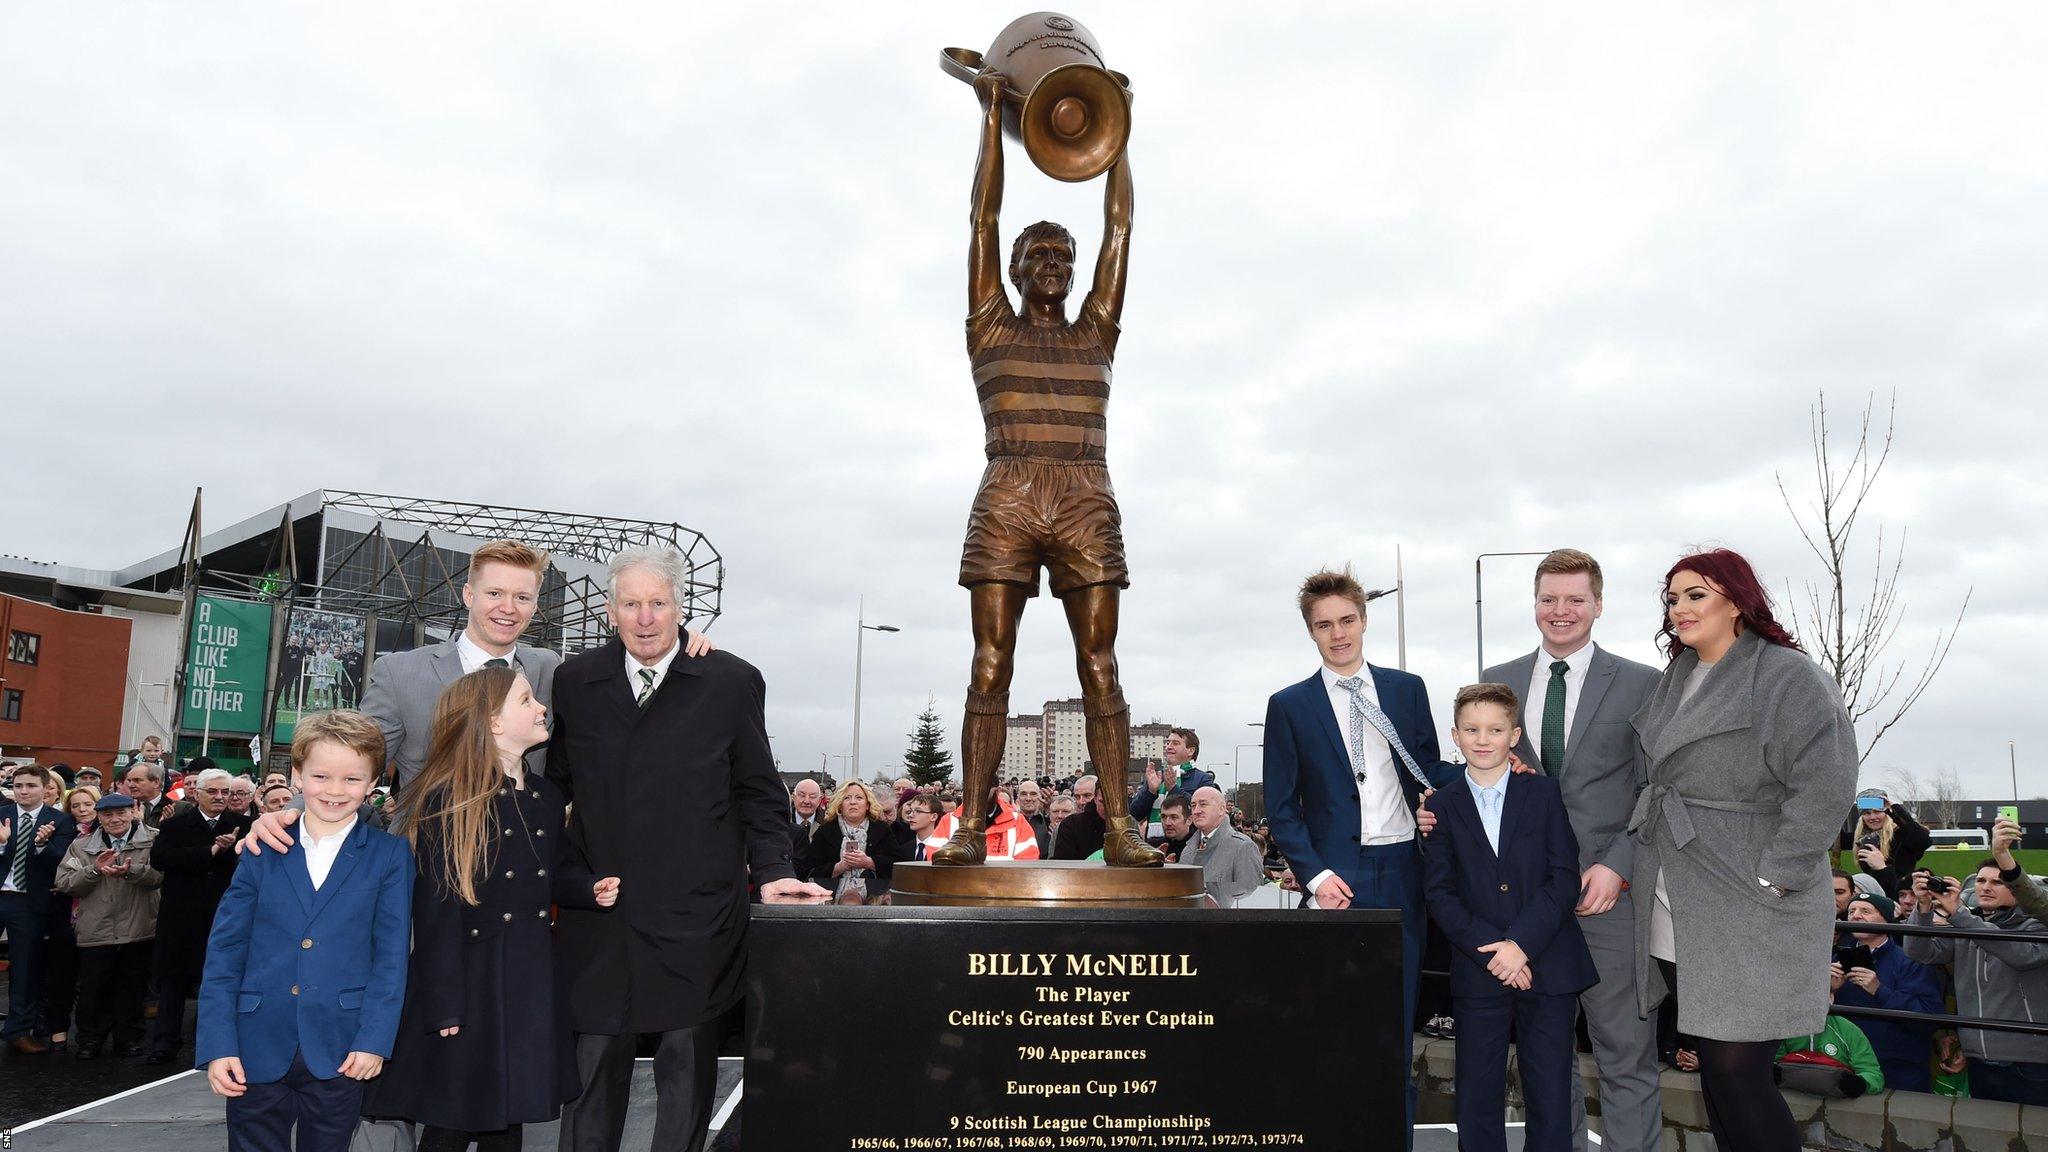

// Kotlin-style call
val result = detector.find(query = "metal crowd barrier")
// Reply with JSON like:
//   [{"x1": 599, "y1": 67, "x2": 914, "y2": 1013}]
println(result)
[
  {"x1": 1829, "y1": 916, "x2": 2048, "y2": 1037},
  {"x1": 1413, "y1": 918, "x2": 2048, "y2": 1039}
]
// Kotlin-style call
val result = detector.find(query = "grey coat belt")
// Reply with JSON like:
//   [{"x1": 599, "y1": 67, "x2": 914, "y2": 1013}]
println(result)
[{"x1": 1627, "y1": 784, "x2": 1774, "y2": 850}]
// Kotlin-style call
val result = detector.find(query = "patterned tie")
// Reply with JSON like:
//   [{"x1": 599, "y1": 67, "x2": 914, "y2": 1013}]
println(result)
[
  {"x1": 1541, "y1": 660, "x2": 1569, "y2": 778},
  {"x1": 484, "y1": 657, "x2": 509, "y2": 669},
  {"x1": 635, "y1": 667, "x2": 658, "y2": 707},
  {"x1": 7, "y1": 812, "x2": 29, "y2": 890},
  {"x1": 1334, "y1": 676, "x2": 1434, "y2": 790}
]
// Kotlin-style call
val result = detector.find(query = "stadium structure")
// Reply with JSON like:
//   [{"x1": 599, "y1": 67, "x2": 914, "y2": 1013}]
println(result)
[
  {"x1": 132, "y1": 489, "x2": 723, "y2": 652},
  {"x1": 0, "y1": 488, "x2": 721, "y2": 772}
]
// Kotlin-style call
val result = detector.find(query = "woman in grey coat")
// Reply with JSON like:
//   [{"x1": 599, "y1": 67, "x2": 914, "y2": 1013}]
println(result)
[{"x1": 1629, "y1": 548, "x2": 1858, "y2": 1152}]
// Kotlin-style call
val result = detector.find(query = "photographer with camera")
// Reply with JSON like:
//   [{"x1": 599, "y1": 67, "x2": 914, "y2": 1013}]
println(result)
[
  {"x1": 1832, "y1": 892, "x2": 1944, "y2": 1091},
  {"x1": 1841, "y1": 788, "x2": 1929, "y2": 899},
  {"x1": 1904, "y1": 864, "x2": 2048, "y2": 1105}
]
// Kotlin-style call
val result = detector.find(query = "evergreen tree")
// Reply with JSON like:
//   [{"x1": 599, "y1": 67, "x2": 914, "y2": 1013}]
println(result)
[{"x1": 902, "y1": 697, "x2": 955, "y2": 787}]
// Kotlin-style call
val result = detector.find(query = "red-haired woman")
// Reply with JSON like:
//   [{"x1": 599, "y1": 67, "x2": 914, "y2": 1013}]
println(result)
[{"x1": 1629, "y1": 549, "x2": 1858, "y2": 1152}]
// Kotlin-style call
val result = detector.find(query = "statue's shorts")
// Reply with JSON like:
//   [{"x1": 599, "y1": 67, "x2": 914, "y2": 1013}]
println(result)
[{"x1": 958, "y1": 456, "x2": 1128, "y2": 598}]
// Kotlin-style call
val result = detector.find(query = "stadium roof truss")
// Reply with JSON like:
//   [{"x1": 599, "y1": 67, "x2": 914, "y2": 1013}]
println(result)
[{"x1": 186, "y1": 489, "x2": 722, "y2": 654}]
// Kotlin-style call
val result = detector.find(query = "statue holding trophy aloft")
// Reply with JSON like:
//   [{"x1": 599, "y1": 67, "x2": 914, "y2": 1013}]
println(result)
[{"x1": 933, "y1": 13, "x2": 1160, "y2": 868}]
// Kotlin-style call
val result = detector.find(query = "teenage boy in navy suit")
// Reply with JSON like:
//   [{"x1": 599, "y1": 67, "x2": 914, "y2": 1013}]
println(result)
[
  {"x1": 198, "y1": 711, "x2": 412, "y2": 1152},
  {"x1": 1264, "y1": 567, "x2": 1459, "y2": 1148},
  {"x1": 1422, "y1": 684, "x2": 1596, "y2": 1152}
]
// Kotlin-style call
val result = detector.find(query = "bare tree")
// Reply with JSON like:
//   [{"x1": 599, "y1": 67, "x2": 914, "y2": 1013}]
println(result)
[
  {"x1": 1778, "y1": 392, "x2": 1970, "y2": 764},
  {"x1": 1929, "y1": 766, "x2": 1964, "y2": 830},
  {"x1": 1881, "y1": 766, "x2": 1924, "y2": 808}
]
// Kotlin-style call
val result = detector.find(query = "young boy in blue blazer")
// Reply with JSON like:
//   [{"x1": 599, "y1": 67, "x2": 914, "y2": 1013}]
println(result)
[
  {"x1": 1421, "y1": 684, "x2": 1596, "y2": 1152},
  {"x1": 198, "y1": 711, "x2": 413, "y2": 1152}
]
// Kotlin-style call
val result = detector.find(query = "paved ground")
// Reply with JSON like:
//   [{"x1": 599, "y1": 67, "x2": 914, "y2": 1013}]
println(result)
[
  {"x1": 0, "y1": 990, "x2": 203, "y2": 1130},
  {"x1": 7, "y1": 1059, "x2": 748, "y2": 1150}
]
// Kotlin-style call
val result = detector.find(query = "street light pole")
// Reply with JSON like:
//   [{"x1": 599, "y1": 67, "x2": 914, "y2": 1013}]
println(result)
[
  {"x1": 852, "y1": 595, "x2": 901, "y2": 784},
  {"x1": 1238, "y1": 723, "x2": 1267, "y2": 819},
  {"x1": 1395, "y1": 544, "x2": 1408, "y2": 671},
  {"x1": 1233, "y1": 744, "x2": 1263, "y2": 796},
  {"x1": 1475, "y1": 551, "x2": 1554, "y2": 679},
  {"x1": 2013, "y1": 741, "x2": 2021, "y2": 802}
]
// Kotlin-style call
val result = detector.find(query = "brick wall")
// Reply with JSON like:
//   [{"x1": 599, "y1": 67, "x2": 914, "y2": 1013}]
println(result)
[{"x1": 0, "y1": 593, "x2": 133, "y2": 769}]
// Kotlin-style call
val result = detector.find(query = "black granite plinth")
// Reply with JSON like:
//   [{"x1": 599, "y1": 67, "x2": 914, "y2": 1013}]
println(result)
[{"x1": 745, "y1": 906, "x2": 1404, "y2": 1151}]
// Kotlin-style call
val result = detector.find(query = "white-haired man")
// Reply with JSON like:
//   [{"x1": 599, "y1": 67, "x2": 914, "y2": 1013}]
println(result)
[
  {"x1": 550, "y1": 546, "x2": 828, "y2": 1152},
  {"x1": 224, "y1": 774, "x2": 256, "y2": 817},
  {"x1": 147, "y1": 766, "x2": 251, "y2": 1063},
  {"x1": 1183, "y1": 786, "x2": 1263, "y2": 907},
  {"x1": 1047, "y1": 794, "x2": 1076, "y2": 845},
  {"x1": 791, "y1": 778, "x2": 825, "y2": 856}
]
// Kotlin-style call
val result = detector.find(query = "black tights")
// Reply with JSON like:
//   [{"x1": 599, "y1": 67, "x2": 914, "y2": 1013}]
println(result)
[
  {"x1": 418, "y1": 1124, "x2": 522, "y2": 1152},
  {"x1": 1697, "y1": 1039, "x2": 1797, "y2": 1152}
]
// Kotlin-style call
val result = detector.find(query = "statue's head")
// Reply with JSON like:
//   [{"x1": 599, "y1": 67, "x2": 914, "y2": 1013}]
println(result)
[{"x1": 1009, "y1": 221, "x2": 1076, "y2": 306}]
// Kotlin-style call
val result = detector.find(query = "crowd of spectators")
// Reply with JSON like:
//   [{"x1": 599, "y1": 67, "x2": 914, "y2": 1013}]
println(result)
[
  {"x1": 5, "y1": 733, "x2": 1285, "y2": 1064},
  {"x1": 783, "y1": 731, "x2": 1280, "y2": 910},
  {"x1": 1662, "y1": 805, "x2": 2048, "y2": 1106},
  {"x1": 2, "y1": 753, "x2": 288, "y2": 1062},
  {"x1": 6, "y1": 735, "x2": 2047, "y2": 1128},
  {"x1": 1648, "y1": 804, "x2": 2048, "y2": 1107}
]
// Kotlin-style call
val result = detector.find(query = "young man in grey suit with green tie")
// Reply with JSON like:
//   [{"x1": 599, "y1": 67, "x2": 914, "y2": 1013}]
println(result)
[{"x1": 1482, "y1": 549, "x2": 1660, "y2": 1152}]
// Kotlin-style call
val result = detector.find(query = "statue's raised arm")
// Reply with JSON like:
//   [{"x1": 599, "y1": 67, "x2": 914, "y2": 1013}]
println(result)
[
  {"x1": 1082, "y1": 147, "x2": 1131, "y2": 329},
  {"x1": 968, "y1": 70, "x2": 1008, "y2": 316}
]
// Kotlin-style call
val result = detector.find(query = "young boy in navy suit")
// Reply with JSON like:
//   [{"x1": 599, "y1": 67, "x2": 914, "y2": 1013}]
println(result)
[
  {"x1": 1421, "y1": 684, "x2": 1596, "y2": 1152},
  {"x1": 198, "y1": 711, "x2": 413, "y2": 1152}
]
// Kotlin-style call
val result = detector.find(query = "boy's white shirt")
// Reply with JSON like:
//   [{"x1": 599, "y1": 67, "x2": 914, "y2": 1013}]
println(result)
[{"x1": 302, "y1": 815, "x2": 359, "y2": 889}]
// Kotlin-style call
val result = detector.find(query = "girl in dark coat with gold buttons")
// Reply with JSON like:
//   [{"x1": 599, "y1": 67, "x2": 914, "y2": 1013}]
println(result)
[{"x1": 365, "y1": 667, "x2": 620, "y2": 1152}]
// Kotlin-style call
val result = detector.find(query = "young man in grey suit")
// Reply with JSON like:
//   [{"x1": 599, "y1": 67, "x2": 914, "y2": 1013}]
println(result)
[
  {"x1": 357, "y1": 539, "x2": 564, "y2": 790},
  {"x1": 1481, "y1": 549, "x2": 1660, "y2": 1152}
]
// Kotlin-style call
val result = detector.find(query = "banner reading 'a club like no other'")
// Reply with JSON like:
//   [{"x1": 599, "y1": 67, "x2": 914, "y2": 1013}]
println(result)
[{"x1": 181, "y1": 594, "x2": 272, "y2": 735}]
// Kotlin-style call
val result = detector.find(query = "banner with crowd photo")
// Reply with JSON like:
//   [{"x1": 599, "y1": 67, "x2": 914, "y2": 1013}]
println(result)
[
  {"x1": 272, "y1": 607, "x2": 368, "y2": 744},
  {"x1": 181, "y1": 595, "x2": 274, "y2": 735}
]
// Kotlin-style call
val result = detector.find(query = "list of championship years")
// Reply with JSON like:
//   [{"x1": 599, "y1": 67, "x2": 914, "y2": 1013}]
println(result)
[{"x1": 843, "y1": 951, "x2": 1310, "y2": 1151}]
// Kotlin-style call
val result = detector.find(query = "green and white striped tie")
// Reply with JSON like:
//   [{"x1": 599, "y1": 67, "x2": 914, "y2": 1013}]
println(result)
[
  {"x1": 7, "y1": 813, "x2": 29, "y2": 890},
  {"x1": 635, "y1": 668, "x2": 657, "y2": 708}
]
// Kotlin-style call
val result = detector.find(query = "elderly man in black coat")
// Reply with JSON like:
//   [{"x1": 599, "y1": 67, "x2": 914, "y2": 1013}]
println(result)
[
  {"x1": 548, "y1": 547, "x2": 828, "y2": 1152},
  {"x1": 145, "y1": 766, "x2": 251, "y2": 1064}
]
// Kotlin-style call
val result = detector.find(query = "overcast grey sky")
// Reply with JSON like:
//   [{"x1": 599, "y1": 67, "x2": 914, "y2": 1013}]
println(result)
[{"x1": 4, "y1": 3, "x2": 2041, "y2": 799}]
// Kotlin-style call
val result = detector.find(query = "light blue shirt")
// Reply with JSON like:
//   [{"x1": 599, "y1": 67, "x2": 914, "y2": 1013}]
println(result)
[{"x1": 1466, "y1": 770, "x2": 1509, "y2": 854}]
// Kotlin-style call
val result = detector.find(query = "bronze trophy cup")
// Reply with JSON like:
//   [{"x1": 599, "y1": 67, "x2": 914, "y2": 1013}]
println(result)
[{"x1": 941, "y1": 12, "x2": 1130, "y2": 183}]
